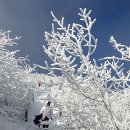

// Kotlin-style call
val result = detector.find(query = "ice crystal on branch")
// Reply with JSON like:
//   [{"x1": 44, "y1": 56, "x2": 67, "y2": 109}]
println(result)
[
  {"x1": 44, "y1": 8, "x2": 97, "y2": 80},
  {"x1": 109, "y1": 36, "x2": 130, "y2": 61},
  {"x1": 41, "y1": 8, "x2": 130, "y2": 130}
]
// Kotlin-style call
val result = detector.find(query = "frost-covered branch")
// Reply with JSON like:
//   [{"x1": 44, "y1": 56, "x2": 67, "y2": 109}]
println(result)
[
  {"x1": 0, "y1": 30, "x2": 36, "y2": 119},
  {"x1": 41, "y1": 8, "x2": 130, "y2": 130},
  {"x1": 105, "y1": 36, "x2": 130, "y2": 61}
]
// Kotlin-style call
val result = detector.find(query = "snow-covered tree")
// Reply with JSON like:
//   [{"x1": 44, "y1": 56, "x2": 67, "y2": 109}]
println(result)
[
  {"x1": 41, "y1": 8, "x2": 130, "y2": 130},
  {"x1": 0, "y1": 30, "x2": 36, "y2": 119}
]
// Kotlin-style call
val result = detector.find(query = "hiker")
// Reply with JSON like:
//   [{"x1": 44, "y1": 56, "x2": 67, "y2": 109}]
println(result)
[
  {"x1": 33, "y1": 101, "x2": 53, "y2": 129},
  {"x1": 40, "y1": 101, "x2": 53, "y2": 129}
]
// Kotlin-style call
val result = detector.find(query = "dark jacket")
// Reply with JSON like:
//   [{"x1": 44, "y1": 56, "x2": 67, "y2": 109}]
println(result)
[{"x1": 33, "y1": 114, "x2": 42, "y2": 126}]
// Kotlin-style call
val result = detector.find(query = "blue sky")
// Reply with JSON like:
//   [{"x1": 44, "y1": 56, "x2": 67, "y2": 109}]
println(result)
[{"x1": 0, "y1": 0, "x2": 130, "y2": 73}]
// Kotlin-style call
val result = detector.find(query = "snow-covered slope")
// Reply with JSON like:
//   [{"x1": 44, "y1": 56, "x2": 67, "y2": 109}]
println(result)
[
  {"x1": 0, "y1": 103, "x2": 71, "y2": 130},
  {"x1": 0, "y1": 74, "x2": 71, "y2": 130}
]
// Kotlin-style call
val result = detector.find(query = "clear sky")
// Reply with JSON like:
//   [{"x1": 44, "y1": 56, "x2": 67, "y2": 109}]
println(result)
[{"x1": 0, "y1": 0, "x2": 130, "y2": 73}]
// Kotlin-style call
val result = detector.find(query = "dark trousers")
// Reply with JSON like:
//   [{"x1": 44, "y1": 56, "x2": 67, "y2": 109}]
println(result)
[
  {"x1": 33, "y1": 114, "x2": 49, "y2": 128},
  {"x1": 33, "y1": 114, "x2": 42, "y2": 127}
]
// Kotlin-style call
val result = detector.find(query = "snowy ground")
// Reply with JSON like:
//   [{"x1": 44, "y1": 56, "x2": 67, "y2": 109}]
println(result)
[
  {"x1": 0, "y1": 100, "x2": 70, "y2": 130},
  {"x1": 0, "y1": 100, "x2": 41, "y2": 130},
  {"x1": 0, "y1": 114, "x2": 71, "y2": 130},
  {"x1": 0, "y1": 75, "x2": 75, "y2": 130}
]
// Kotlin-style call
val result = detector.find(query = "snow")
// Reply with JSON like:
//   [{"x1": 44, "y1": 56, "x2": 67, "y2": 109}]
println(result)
[
  {"x1": 0, "y1": 100, "x2": 39, "y2": 130},
  {"x1": 0, "y1": 115, "x2": 29, "y2": 130},
  {"x1": 28, "y1": 100, "x2": 43, "y2": 122},
  {"x1": 0, "y1": 113, "x2": 72, "y2": 130},
  {"x1": 1, "y1": 8, "x2": 130, "y2": 130},
  {"x1": 0, "y1": 101, "x2": 61, "y2": 130},
  {"x1": 0, "y1": 87, "x2": 70, "y2": 130}
]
